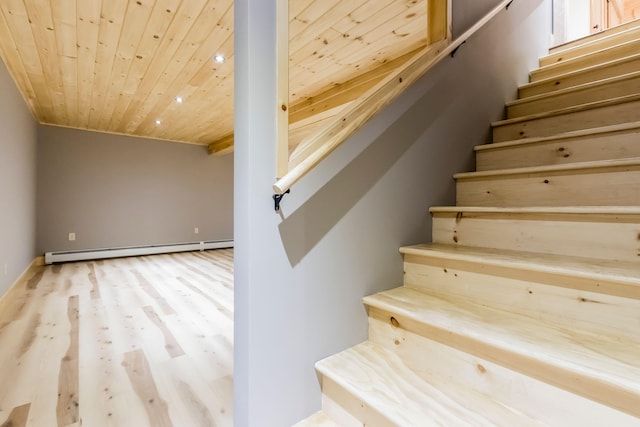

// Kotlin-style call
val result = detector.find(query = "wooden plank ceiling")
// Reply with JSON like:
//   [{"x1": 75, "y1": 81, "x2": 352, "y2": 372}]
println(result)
[{"x1": 0, "y1": 0, "x2": 427, "y2": 149}]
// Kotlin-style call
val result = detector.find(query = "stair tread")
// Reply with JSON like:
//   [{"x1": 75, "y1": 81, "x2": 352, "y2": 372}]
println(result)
[
  {"x1": 521, "y1": 52, "x2": 640, "y2": 93},
  {"x1": 507, "y1": 70, "x2": 640, "y2": 106},
  {"x1": 294, "y1": 411, "x2": 341, "y2": 427},
  {"x1": 454, "y1": 156, "x2": 640, "y2": 179},
  {"x1": 475, "y1": 121, "x2": 640, "y2": 152},
  {"x1": 491, "y1": 93, "x2": 640, "y2": 128},
  {"x1": 429, "y1": 205, "x2": 640, "y2": 215},
  {"x1": 316, "y1": 341, "x2": 545, "y2": 427},
  {"x1": 543, "y1": 23, "x2": 640, "y2": 65},
  {"x1": 549, "y1": 18, "x2": 640, "y2": 54},
  {"x1": 364, "y1": 287, "x2": 640, "y2": 415},
  {"x1": 399, "y1": 244, "x2": 640, "y2": 290},
  {"x1": 532, "y1": 38, "x2": 640, "y2": 77}
]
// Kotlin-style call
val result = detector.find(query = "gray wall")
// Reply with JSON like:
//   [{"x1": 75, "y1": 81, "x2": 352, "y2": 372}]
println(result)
[
  {"x1": 37, "y1": 126, "x2": 233, "y2": 254},
  {"x1": 0, "y1": 58, "x2": 38, "y2": 296},
  {"x1": 234, "y1": 0, "x2": 551, "y2": 426}
]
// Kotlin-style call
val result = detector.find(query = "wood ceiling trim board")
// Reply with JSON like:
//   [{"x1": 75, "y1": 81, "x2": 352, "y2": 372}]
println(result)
[
  {"x1": 0, "y1": 6, "x2": 41, "y2": 117},
  {"x1": 76, "y1": 0, "x2": 102, "y2": 127},
  {"x1": 132, "y1": 2, "x2": 233, "y2": 139},
  {"x1": 107, "y1": 0, "x2": 183, "y2": 132},
  {"x1": 123, "y1": 0, "x2": 228, "y2": 135},
  {"x1": 329, "y1": 0, "x2": 401, "y2": 35},
  {"x1": 288, "y1": 0, "x2": 313, "y2": 26},
  {"x1": 24, "y1": 0, "x2": 69, "y2": 125},
  {"x1": 288, "y1": 1, "x2": 426, "y2": 103},
  {"x1": 52, "y1": 0, "x2": 79, "y2": 128},
  {"x1": 289, "y1": 0, "x2": 343, "y2": 41},
  {"x1": 288, "y1": 111, "x2": 341, "y2": 153},
  {"x1": 327, "y1": 2, "x2": 426, "y2": 67},
  {"x1": 0, "y1": 0, "x2": 55, "y2": 122},
  {"x1": 87, "y1": 0, "x2": 129, "y2": 130},
  {"x1": 289, "y1": 102, "x2": 348, "y2": 133},
  {"x1": 114, "y1": 0, "x2": 208, "y2": 134},
  {"x1": 170, "y1": 68, "x2": 234, "y2": 142},
  {"x1": 0, "y1": 0, "x2": 438, "y2": 149},
  {"x1": 97, "y1": 0, "x2": 155, "y2": 130},
  {"x1": 288, "y1": 0, "x2": 369, "y2": 54},
  {"x1": 120, "y1": 0, "x2": 183, "y2": 96},
  {"x1": 288, "y1": 27, "x2": 343, "y2": 76}
]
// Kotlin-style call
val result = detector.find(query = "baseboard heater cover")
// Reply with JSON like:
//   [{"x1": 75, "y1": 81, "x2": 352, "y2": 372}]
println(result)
[{"x1": 44, "y1": 240, "x2": 234, "y2": 264}]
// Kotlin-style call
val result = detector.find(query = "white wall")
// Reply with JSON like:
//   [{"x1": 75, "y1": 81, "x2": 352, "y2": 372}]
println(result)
[
  {"x1": 565, "y1": 0, "x2": 591, "y2": 41},
  {"x1": 234, "y1": 1, "x2": 551, "y2": 425},
  {"x1": 36, "y1": 125, "x2": 233, "y2": 254},
  {"x1": 0, "y1": 58, "x2": 38, "y2": 296}
]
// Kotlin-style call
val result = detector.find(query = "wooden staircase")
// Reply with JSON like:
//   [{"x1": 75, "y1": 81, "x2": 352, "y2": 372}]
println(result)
[{"x1": 296, "y1": 21, "x2": 640, "y2": 427}]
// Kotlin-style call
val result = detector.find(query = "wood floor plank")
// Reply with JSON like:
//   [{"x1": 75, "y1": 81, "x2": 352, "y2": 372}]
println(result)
[
  {"x1": 122, "y1": 349, "x2": 173, "y2": 427},
  {"x1": 142, "y1": 305, "x2": 185, "y2": 358},
  {"x1": 56, "y1": 295, "x2": 80, "y2": 426},
  {"x1": 0, "y1": 403, "x2": 30, "y2": 427},
  {"x1": 0, "y1": 250, "x2": 233, "y2": 427}
]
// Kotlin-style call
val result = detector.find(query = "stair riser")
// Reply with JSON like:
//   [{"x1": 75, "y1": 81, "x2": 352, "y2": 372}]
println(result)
[
  {"x1": 507, "y1": 75, "x2": 640, "y2": 118},
  {"x1": 402, "y1": 254, "x2": 640, "y2": 336},
  {"x1": 476, "y1": 127, "x2": 640, "y2": 171},
  {"x1": 367, "y1": 306, "x2": 640, "y2": 419},
  {"x1": 431, "y1": 212, "x2": 640, "y2": 262},
  {"x1": 520, "y1": 55, "x2": 640, "y2": 98},
  {"x1": 492, "y1": 99, "x2": 640, "y2": 142},
  {"x1": 368, "y1": 317, "x2": 640, "y2": 426},
  {"x1": 320, "y1": 377, "x2": 396, "y2": 427},
  {"x1": 541, "y1": 26, "x2": 640, "y2": 67},
  {"x1": 530, "y1": 39, "x2": 640, "y2": 82},
  {"x1": 456, "y1": 167, "x2": 640, "y2": 207}
]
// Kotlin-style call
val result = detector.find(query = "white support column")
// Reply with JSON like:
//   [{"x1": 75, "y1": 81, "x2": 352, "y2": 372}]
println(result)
[{"x1": 234, "y1": 1, "x2": 302, "y2": 426}]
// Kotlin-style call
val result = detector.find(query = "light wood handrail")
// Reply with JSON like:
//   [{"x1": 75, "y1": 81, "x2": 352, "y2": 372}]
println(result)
[{"x1": 273, "y1": 0, "x2": 517, "y2": 195}]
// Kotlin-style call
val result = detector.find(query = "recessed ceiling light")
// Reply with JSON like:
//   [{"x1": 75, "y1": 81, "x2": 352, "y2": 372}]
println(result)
[
  {"x1": 214, "y1": 54, "x2": 225, "y2": 64},
  {"x1": 176, "y1": 96, "x2": 183, "y2": 103},
  {"x1": 155, "y1": 119, "x2": 161, "y2": 125}
]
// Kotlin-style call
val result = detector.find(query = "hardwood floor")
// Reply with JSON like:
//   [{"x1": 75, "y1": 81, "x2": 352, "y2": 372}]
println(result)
[{"x1": 0, "y1": 249, "x2": 233, "y2": 427}]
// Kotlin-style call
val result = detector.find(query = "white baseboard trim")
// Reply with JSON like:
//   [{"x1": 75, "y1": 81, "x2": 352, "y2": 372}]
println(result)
[{"x1": 44, "y1": 240, "x2": 234, "y2": 265}]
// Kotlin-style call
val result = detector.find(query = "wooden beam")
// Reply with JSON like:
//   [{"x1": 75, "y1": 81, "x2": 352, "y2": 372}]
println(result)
[
  {"x1": 289, "y1": 48, "x2": 421, "y2": 126},
  {"x1": 208, "y1": 133, "x2": 234, "y2": 155},
  {"x1": 427, "y1": 0, "x2": 451, "y2": 44}
]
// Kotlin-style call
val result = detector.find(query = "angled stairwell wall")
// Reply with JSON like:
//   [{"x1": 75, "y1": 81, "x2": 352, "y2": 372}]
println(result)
[{"x1": 234, "y1": 1, "x2": 551, "y2": 425}]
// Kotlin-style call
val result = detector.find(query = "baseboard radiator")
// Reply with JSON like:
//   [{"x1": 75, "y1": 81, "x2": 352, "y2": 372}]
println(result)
[{"x1": 44, "y1": 240, "x2": 234, "y2": 264}]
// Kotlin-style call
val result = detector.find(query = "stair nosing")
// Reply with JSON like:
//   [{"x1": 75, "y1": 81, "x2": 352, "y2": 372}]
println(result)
[
  {"x1": 506, "y1": 70, "x2": 640, "y2": 108},
  {"x1": 474, "y1": 121, "x2": 640, "y2": 152},
  {"x1": 491, "y1": 93, "x2": 640, "y2": 128},
  {"x1": 453, "y1": 157, "x2": 640, "y2": 180}
]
